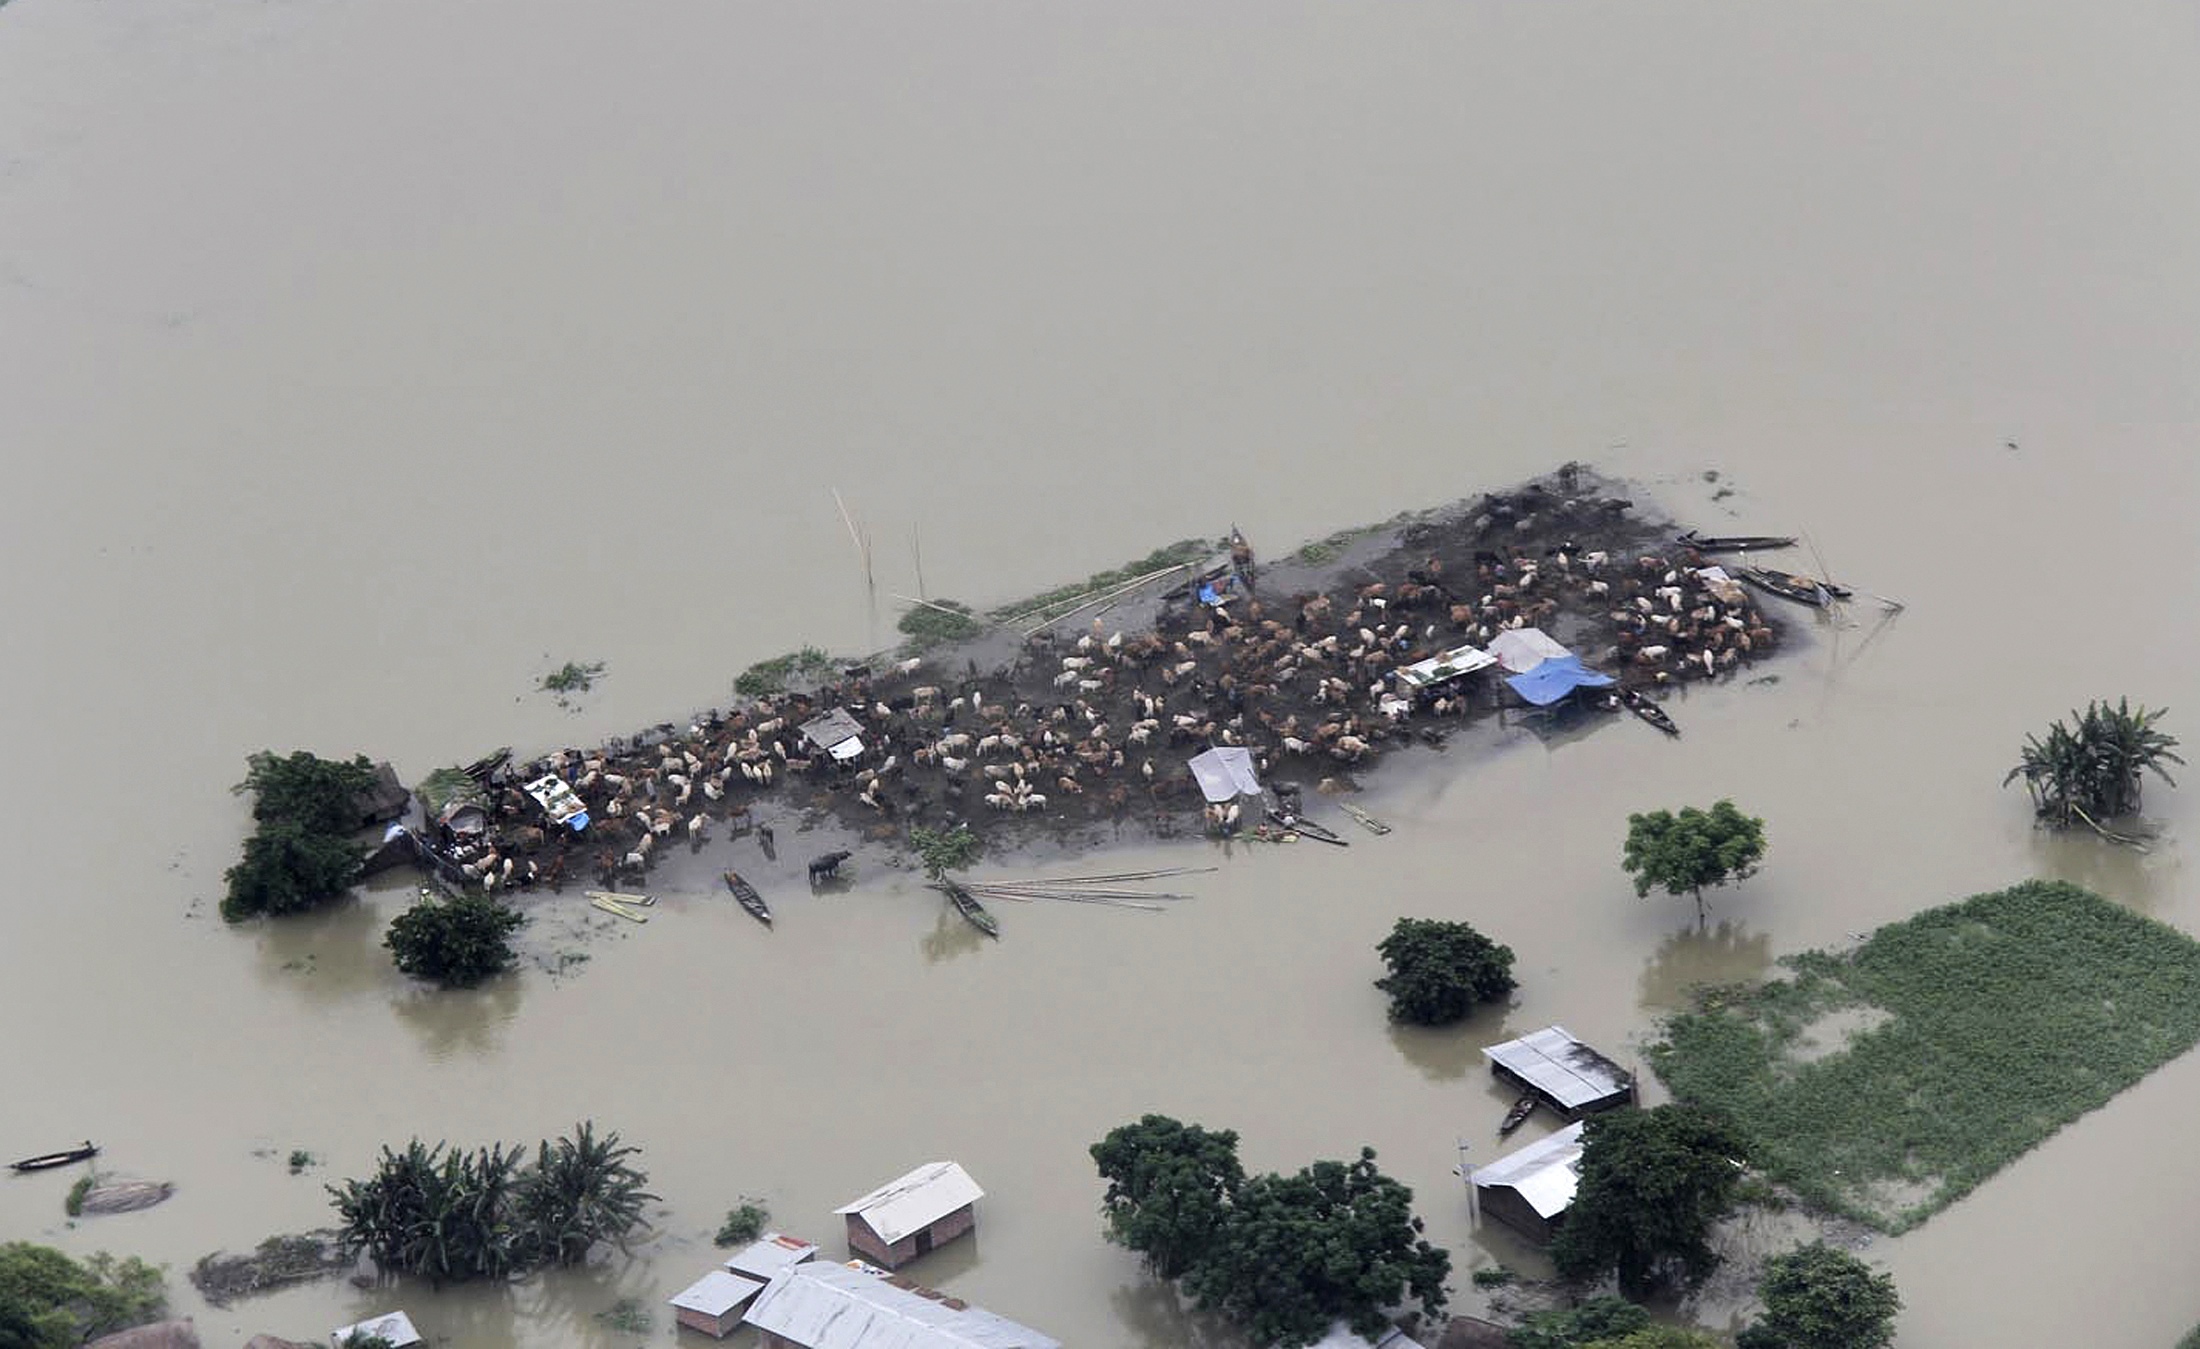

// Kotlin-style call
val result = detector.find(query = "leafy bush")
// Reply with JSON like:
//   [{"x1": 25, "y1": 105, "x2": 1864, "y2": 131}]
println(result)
[
  {"x1": 897, "y1": 600, "x2": 985, "y2": 649},
  {"x1": 735, "y1": 647, "x2": 834, "y2": 697},
  {"x1": 1506, "y1": 1295, "x2": 1652, "y2": 1349},
  {"x1": 1739, "y1": 1242, "x2": 1900, "y2": 1349},
  {"x1": 0, "y1": 1243, "x2": 166, "y2": 1347},
  {"x1": 386, "y1": 893, "x2": 524, "y2": 988},
  {"x1": 1374, "y1": 918, "x2": 1517, "y2": 1024},
  {"x1": 909, "y1": 824, "x2": 982, "y2": 879},
  {"x1": 715, "y1": 1202, "x2": 770, "y2": 1248}
]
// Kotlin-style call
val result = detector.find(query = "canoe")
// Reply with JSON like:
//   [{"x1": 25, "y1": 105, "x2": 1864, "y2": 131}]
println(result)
[
  {"x1": 1620, "y1": 688, "x2": 1680, "y2": 737},
  {"x1": 1676, "y1": 530, "x2": 1797, "y2": 552},
  {"x1": 1738, "y1": 566, "x2": 1853, "y2": 608},
  {"x1": 1498, "y1": 1094, "x2": 1538, "y2": 1136},
  {"x1": 943, "y1": 882, "x2": 1000, "y2": 939},
  {"x1": 723, "y1": 872, "x2": 773, "y2": 926},
  {"x1": 11, "y1": 1142, "x2": 97, "y2": 1173}
]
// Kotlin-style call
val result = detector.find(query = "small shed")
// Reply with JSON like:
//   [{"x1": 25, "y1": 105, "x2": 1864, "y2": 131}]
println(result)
[
  {"x1": 351, "y1": 762, "x2": 411, "y2": 828},
  {"x1": 329, "y1": 1311, "x2": 421, "y2": 1348},
  {"x1": 742, "y1": 1260, "x2": 1060, "y2": 1349},
  {"x1": 1482, "y1": 1025, "x2": 1635, "y2": 1119},
  {"x1": 1472, "y1": 1121, "x2": 1586, "y2": 1243},
  {"x1": 1393, "y1": 642, "x2": 1497, "y2": 693},
  {"x1": 725, "y1": 1232, "x2": 820, "y2": 1283},
  {"x1": 669, "y1": 1269, "x2": 766, "y2": 1338},
  {"x1": 799, "y1": 708, "x2": 868, "y2": 763},
  {"x1": 833, "y1": 1161, "x2": 983, "y2": 1269}
]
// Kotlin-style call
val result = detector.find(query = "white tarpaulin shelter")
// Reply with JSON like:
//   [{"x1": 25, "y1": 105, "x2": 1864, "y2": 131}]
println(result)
[
  {"x1": 1393, "y1": 642, "x2": 1497, "y2": 691},
  {"x1": 1187, "y1": 746, "x2": 1263, "y2": 804},
  {"x1": 1486, "y1": 627, "x2": 1572, "y2": 674}
]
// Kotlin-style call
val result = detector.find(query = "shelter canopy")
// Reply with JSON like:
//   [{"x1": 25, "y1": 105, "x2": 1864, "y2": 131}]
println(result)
[
  {"x1": 1505, "y1": 655, "x2": 1613, "y2": 707},
  {"x1": 1394, "y1": 643, "x2": 1497, "y2": 691},
  {"x1": 1186, "y1": 746, "x2": 1264, "y2": 803},
  {"x1": 1486, "y1": 627, "x2": 1572, "y2": 673}
]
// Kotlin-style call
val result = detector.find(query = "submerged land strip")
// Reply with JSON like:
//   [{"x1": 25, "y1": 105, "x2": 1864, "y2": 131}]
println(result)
[{"x1": 382, "y1": 465, "x2": 1809, "y2": 901}]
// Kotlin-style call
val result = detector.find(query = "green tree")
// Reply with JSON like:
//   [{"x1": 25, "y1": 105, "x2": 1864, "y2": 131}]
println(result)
[
  {"x1": 1089, "y1": 1115, "x2": 1245, "y2": 1280},
  {"x1": 1374, "y1": 918, "x2": 1517, "y2": 1025},
  {"x1": 385, "y1": 893, "x2": 524, "y2": 988},
  {"x1": 1622, "y1": 800, "x2": 1766, "y2": 922},
  {"x1": 513, "y1": 1122, "x2": 657, "y2": 1268},
  {"x1": 1183, "y1": 1148, "x2": 1449, "y2": 1347},
  {"x1": 909, "y1": 824, "x2": 982, "y2": 879},
  {"x1": 223, "y1": 750, "x2": 381, "y2": 920},
  {"x1": 2005, "y1": 698, "x2": 2181, "y2": 828},
  {"x1": 328, "y1": 1139, "x2": 527, "y2": 1286},
  {"x1": 1738, "y1": 1242, "x2": 1900, "y2": 1349},
  {"x1": 1507, "y1": 1295, "x2": 1652, "y2": 1349},
  {"x1": 1551, "y1": 1105, "x2": 1749, "y2": 1296},
  {"x1": 1584, "y1": 1330, "x2": 1720, "y2": 1349},
  {"x1": 0, "y1": 1244, "x2": 165, "y2": 1349}
]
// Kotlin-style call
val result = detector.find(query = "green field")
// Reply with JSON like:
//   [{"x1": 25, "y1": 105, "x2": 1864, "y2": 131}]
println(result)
[{"x1": 1649, "y1": 880, "x2": 2200, "y2": 1232}]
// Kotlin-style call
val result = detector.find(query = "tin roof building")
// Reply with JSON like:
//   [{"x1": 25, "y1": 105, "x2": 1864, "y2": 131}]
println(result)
[
  {"x1": 742, "y1": 1260, "x2": 1059, "y2": 1349},
  {"x1": 834, "y1": 1161, "x2": 983, "y2": 1269},
  {"x1": 1482, "y1": 1025, "x2": 1635, "y2": 1119},
  {"x1": 1472, "y1": 1121, "x2": 1587, "y2": 1243}
]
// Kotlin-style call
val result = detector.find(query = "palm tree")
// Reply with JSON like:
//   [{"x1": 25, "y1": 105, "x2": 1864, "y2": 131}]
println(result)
[
  {"x1": 515, "y1": 1122, "x2": 656, "y2": 1268},
  {"x1": 2006, "y1": 699, "x2": 2181, "y2": 829}
]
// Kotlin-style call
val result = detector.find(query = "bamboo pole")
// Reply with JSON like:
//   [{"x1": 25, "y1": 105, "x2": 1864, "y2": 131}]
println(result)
[{"x1": 1011, "y1": 563, "x2": 1195, "y2": 636}]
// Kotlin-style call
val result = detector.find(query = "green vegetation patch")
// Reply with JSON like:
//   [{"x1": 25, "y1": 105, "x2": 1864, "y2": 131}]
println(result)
[
  {"x1": 735, "y1": 646, "x2": 834, "y2": 698},
  {"x1": 540, "y1": 660, "x2": 606, "y2": 695},
  {"x1": 1650, "y1": 880, "x2": 2200, "y2": 1232},
  {"x1": 1290, "y1": 522, "x2": 1384, "y2": 566},
  {"x1": 897, "y1": 598, "x2": 986, "y2": 649},
  {"x1": 992, "y1": 539, "x2": 1211, "y2": 624}
]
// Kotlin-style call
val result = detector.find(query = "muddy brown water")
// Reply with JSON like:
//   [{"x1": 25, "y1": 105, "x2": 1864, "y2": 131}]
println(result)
[{"x1": 3, "y1": 3, "x2": 2197, "y2": 1346}]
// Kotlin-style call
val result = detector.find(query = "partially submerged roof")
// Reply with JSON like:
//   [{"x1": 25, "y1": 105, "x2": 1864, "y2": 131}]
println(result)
[
  {"x1": 1483, "y1": 1025, "x2": 1633, "y2": 1112},
  {"x1": 1472, "y1": 1121, "x2": 1587, "y2": 1220},
  {"x1": 522, "y1": 774, "x2": 589, "y2": 831},
  {"x1": 330, "y1": 1311, "x2": 421, "y2": 1348},
  {"x1": 1486, "y1": 627, "x2": 1572, "y2": 674},
  {"x1": 1504, "y1": 654, "x2": 1613, "y2": 707},
  {"x1": 835, "y1": 1161, "x2": 984, "y2": 1246},
  {"x1": 1187, "y1": 746, "x2": 1263, "y2": 803},
  {"x1": 670, "y1": 1268, "x2": 765, "y2": 1317},
  {"x1": 1394, "y1": 643, "x2": 1497, "y2": 690},
  {"x1": 1309, "y1": 1321, "x2": 1430, "y2": 1349},
  {"x1": 801, "y1": 708, "x2": 868, "y2": 761},
  {"x1": 725, "y1": 1231, "x2": 819, "y2": 1282},
  {"x1": 743, "y1": 1261, "x2": 1059, "y2": 1349}
]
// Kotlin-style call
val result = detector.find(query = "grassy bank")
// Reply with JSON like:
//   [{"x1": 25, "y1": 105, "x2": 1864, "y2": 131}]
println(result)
[{"x1": 1649, "y1": 880, "x2": 2200, "y2": 1232}]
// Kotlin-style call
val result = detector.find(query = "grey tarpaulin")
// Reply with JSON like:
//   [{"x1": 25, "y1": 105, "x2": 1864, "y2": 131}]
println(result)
[{"x1": 1186, "y1": 746, "x2": 1263, "y2": 804}]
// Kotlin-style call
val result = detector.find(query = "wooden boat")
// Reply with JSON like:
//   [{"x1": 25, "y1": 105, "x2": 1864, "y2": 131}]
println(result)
[
  {"x1": 11, "y1": 1142, "x2": 97, "y2": 1173},
  {"x1": 1675, "y1": 530, "x2": 1797, "y2": 552},
  {"x1": 723, "y1": 871, "x2": 772, "y2": 926},
  {"x1": 1283, "y1": 814, "x2": 1350, "y2": 847},
  {"x1": 1338, "y1": 802, "x2": 1392, "y2": 835},
  {"x1": 1738, "y1": 566, "x2": 1853, "y2": 608},
  {"x1": 1620, "y1": 688, "x2": 1679, "y2": 737},
  {"x1": 942, "y1": 882, "x2": 1000, "y2": 939},
  {"x1": 1498, "y1": 1095, "x2": 1538, "y2": 1136}
]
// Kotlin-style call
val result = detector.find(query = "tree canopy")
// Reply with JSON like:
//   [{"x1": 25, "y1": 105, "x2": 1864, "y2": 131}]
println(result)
[
  {"x1": 1089, "y1": 1115, "x2": 1245, "y2": 1280},
  {"x1": 0, "y1": 1244, "x2": 165, "y2": 1349},
  {"x1": 1621, "y1": 800, "x2": 1766, "y2": 921},
  {"x1": 2005, "y1": 698, "x2": 2181, "y2": 830},
  {"x1": 1550, "y1": 1105, "x2": 1749, "y2": 1296},
  {"x1": 1738, "y1": 1242, "x2": 1901, "y2": 1349},
  {"x1": 328, "y1": 1123, "x2": 654, "y2": 1285},
  {"x1": 1182, "y1": 1148, "x2": 1449, "y2": 1347},
  {"x1": 1506, "y1": 1295, "x2": 1652, "y2": 1349},
  {"x1": 1374, "y1": 918, "x2": 1517, "y2": 1025},
  {"x1": 385, "y1": 892, "x2": 524, "y2": 988},
  {"x1": 1585, "y1": 1329, "x2": 1722, "y2": 1349},
  {"x1": 224, "y1": 750, "x2": 380, "y2": 920}
]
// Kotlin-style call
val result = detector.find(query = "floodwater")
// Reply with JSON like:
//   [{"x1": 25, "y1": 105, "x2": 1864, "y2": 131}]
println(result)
[{"x1": 2, "y1": 2, "x2": 2196, "y2": 1345}]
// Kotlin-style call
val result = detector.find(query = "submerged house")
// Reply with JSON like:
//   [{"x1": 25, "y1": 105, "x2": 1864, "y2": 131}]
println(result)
[
  {"x1": 742, "y1": 1260, "x2": 1059, "y2": 1349},
  {"x1": 1472, "y1": 1121, "x2": 1586, "y2": 1243},
  {"x1": 1482, "y1": 1025, "x2": 1635, "y2": 1120},
  {"x1": 669, "y1": 1270, "x2": 765, "y2": 1339},
  {"x1": 724, "y1": 1232, "x2": 820, "y2": 1284},
  {"x1": 799, "y1": 707, "x2": 868, "y2": 764},
  {"x1": 834, "y1": 1161, "x2": 983, "y2": 1269},
  {"x1": 329, "y1": 1311, "x2": 421, "y2": 1348}
]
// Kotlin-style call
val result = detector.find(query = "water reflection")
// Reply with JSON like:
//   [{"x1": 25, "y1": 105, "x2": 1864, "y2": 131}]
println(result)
[
  {"x1": 1110, "y1": 1277, "x2": 1238, "y2": 1349},
  {"x1": 254, "y1": 890, "x2": 390, "y2": 1000},
  {"x1": 921, "y1": 908, "x2": 986, "y2": 963},
  {"x1": 1387, "y1": 1002, "x2": 1515, "y2": 1082},
  {"x1": 2027, "y1": 824, "x2": 2172, "y2": 914},
  {"x1": 1637, "y1": 920, "x2": 1773, "y2": 1012},
  {"x1": 390, "y1": 972, "x2": 525, "y2": 1062}
]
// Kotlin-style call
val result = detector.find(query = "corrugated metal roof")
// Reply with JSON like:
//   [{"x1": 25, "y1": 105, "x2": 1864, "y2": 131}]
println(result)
[
  {"x1": 670, "y1": 1269, "x2": 764, "y2": 1317},
  {"x1": 741, "y1": 1260, "x2": 1060, "y2": 1349},
  {"x1": 1473, "y1": 1122, "x2": 1586, "y2": 1220},
  {"x1": 834, "y1": 1161, "x2": 984, "y2": 1245},
  {"x1": 1308, "y1": 1321, "x2": 1429, "y2": 1349},
  {"x1": 725, "y1": 1231, "x2": 819, "y2": 1282},
  {"x1": 801, "y1": 708, "x2": 866, "y2": 752},
  {"x1": 1482, "y1": 1025, "x2": 1632, "y2": 1111},
  {"x1": 1394, "y1": 643, "x2": 1497, "y2": 690}
]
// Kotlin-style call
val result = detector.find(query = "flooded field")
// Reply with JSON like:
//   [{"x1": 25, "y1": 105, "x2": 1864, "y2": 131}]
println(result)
[{"x1": 2, "y1": 2, "x2": 2196, "y2": 1346}]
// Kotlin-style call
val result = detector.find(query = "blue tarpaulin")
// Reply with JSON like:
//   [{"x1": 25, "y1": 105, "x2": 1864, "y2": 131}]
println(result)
[{"x1": 1505, "y1": 654, "x2": 1614, "y2": 707}]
